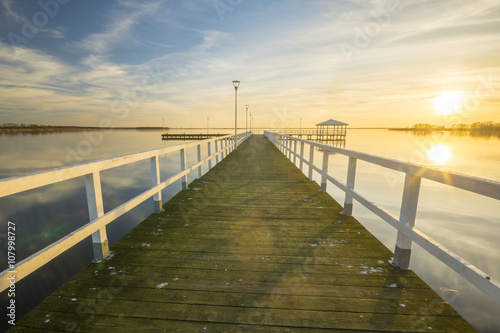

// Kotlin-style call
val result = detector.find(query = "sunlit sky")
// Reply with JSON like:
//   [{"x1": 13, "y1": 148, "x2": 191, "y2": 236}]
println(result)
[{"x1": 1, "y1": 0, "x2": 499, "y2": 128}]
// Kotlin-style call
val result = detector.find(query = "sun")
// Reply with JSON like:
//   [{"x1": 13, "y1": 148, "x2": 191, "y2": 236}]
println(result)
[
  {"x1": 429, "y1": 144, "x2": 451, "y2": 164},
  {"x1": 434, "y1": 92, "x2": 463, "y2": 115}
]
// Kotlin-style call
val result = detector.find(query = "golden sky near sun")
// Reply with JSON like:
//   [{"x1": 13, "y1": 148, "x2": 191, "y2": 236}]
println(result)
[{"x1": 0, "y1": 1, "x2": 499, "y2": 128}]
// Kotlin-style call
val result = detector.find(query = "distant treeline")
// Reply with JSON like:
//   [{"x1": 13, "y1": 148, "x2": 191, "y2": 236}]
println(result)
[
  {"x1": 389, "y1": 122, "x2": 500, "y2": 138},
  {"x1": 0, "y1": 123, "x2": 168, "y2": 136}
]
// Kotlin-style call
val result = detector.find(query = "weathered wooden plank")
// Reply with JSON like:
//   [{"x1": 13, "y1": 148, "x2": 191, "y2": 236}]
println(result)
[
  {"x1": 9, "y1": 310, "x2": 382, "y2": 333},
  {"x1": 11, "y1": 135, "x2": 476, "y2": 332},
  {"x1": 49, "y1": 285, "x2": 459, "y2": 316},
  {"x1": 22, "y1": 297, "x2": 474, "y2": 332}
]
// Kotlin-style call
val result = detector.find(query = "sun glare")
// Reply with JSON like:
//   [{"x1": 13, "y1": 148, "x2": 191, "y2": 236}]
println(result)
[
  {"x1": 434, "y1": 92, "x2": 463, "y2": 115},
  {"x1": 429, "y1": 144, "x2": 451, "y2": 164}
]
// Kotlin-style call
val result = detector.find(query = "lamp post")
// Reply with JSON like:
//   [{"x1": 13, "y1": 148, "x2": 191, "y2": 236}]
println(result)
[
  {"x1": 245, "y1": 105, "x2": 249, "y2": 133},
  {"x1": 232, "y1": 81, "x2": 240, "y2": 148}
]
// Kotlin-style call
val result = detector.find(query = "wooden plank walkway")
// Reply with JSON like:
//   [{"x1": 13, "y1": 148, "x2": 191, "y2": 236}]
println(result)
[{"x1": 11, "y1": 135, "x2": 476, "y2": 332}]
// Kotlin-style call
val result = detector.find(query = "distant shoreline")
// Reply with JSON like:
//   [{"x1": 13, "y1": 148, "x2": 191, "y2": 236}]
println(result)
[
  {"x1": 0, "y1": 125, "x2": 169, "y2": 134},
  {"x1": 388, "y1": 122, "x2": 499, "y2": 139}
]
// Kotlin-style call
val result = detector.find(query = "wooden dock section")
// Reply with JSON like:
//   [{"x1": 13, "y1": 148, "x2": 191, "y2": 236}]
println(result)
[
  {"x1": 162, "y1": 133, "x2": 228, "y2": 140},
  {"x1": 11, "y1": 135, "x2": 475, "y2": 332}
]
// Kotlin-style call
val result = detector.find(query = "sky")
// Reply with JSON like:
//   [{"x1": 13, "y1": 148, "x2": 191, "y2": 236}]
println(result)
[{"x1": 0, "y1": 0, "x2": 499, "y2": 129}]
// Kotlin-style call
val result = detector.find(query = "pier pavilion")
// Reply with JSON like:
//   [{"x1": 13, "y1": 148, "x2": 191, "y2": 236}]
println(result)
[{"x1": 316, "y1": 119, "x2": 348, "y2": 143}]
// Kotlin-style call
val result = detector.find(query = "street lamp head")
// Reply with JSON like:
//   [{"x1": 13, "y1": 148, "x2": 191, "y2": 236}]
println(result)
[{"x1": 232, "y1": 80, "x2": 240, "y2": 89}]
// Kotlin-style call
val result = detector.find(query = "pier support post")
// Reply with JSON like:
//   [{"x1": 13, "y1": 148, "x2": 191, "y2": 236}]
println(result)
[
  {"x1": 391, "y1": 173, "x2": 421, "y2": 270},
  {"x1": 320, "y1": 150, "x2": 329, "y2": 192},
  {"x1": 180, "y1": 148, "x2": 188, "y2": 190},
  {"x1": 150, "y1": 156, "x2": 163, "y2": 213},
  {"x1": 85, "y1": 172, "x2": 109, "y2": 261},
  {"x1": 308, "y1": 143, "x2": 314, "y2": 180},
  {"x1": 342, "y1": 157, "x2": 357, "y2": 216}
]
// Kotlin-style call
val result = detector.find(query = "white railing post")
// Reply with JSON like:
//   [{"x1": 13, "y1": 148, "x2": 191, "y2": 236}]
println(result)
[
  {"x1": 293, "y1": 139, "x2": 297, "y2": 164},
  {"x1": 308, "y1": 144, "x2": 315, "y2": 180},
  {"x1": 180, "y1": 148, "x2": 188, "y2": 190},
  {"x1": 299, "y1": 141, "x2": 305, "y2": 172},
  {"x1": 288, "y1": 138, "x2": 292, "y2": 159},
  {"x1": 221, "y1": 139, "x2": 225, "y2": 159},
  {"x1": 150, "y1": 155, "x2": 163, "y2": 213},
  {"x1": 391, "y1": 173, "x2": 421, "y2": 269},
  {"x1": 215, "y1": 139, "x2": 220, "y2": 164},
  {"x1": 285, "y1": 137, "x2": 289, "y2": 158},
  {"x1": 84, "y1": 172, "x2": 109, "y2": 261},
  {"x1": 197, "y1": 144, "x2": 202, "y2": 178},
  {"x1": 320, "y1": 150, "x2": 329, "y2": 192},
  {"x1": 208, "y1": 141, "x2": 212, "y2": 170},
  {"x1": 342, "y1": 157, "x2": 357, "y2": 216}
]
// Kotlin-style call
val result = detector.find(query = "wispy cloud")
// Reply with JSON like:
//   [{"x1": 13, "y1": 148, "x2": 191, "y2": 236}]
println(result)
[
  {"x1": 1, "y1": 0, "x2": 22, "y2": 21},
  {"x1": 72, "y1": 1, "x2": 165, "y2": 54}
]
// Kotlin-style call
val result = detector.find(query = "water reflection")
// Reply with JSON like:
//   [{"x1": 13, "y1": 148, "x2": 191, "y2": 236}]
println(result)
[
  {"x1": 394, "y1": 129, "x2": 500, "y2": 139},
  {"x1": 428, "y1": 144, "x2": 451, "y2": 164},
  {"x1": 0, "y1": 130, "x2": 195, "y2": 332}
]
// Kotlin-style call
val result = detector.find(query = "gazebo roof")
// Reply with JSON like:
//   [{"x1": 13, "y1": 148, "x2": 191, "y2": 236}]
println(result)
[{"x1": 316, "y1": 119, "x2": 348, "y2": 126}]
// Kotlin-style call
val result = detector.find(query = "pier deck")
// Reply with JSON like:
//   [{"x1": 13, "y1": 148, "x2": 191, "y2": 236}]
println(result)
[{"x1": 11, "y1": 135, "x2": 475, "y2": 332}]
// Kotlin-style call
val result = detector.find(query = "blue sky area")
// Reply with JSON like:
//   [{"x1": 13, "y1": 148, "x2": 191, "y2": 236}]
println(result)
[{"x1": 1, "y1": 0, "x2": 499, "y2": 128}]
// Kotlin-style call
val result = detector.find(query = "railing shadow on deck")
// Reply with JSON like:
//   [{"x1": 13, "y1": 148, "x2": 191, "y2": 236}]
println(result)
[
  {"x1": 0, "y1": 132, "x2": 252, "y2": 291},
  {"x1": 265, "y1": 131, "x2": 500, "y2": 307}
]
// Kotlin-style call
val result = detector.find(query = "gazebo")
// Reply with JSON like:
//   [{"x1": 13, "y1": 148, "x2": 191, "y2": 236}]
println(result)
[{"x1": 315, "y1": 119, "x2": 348, "y2": 143}]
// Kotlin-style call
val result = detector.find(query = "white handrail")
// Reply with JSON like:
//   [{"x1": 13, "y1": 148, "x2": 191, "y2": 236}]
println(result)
[
  {"x1": 265, "y1": 131, "x2": 500, "y2": 306},
  {"x1": 0, "y1": 132, "x2": 251, "y2": 291}
]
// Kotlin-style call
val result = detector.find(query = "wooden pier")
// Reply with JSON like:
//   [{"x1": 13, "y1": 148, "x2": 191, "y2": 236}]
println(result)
[
  {"x1": 162, "y1": 133, "x2": 228, "y2": 140},
  {"x1": 10, "y1": 135, "x2": 475, "y2": 332}
]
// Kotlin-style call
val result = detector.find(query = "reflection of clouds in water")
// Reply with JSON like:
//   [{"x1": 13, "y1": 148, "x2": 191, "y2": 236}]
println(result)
[{"x1": 0, "y1": 180, "x2": 88, "y2": 264}]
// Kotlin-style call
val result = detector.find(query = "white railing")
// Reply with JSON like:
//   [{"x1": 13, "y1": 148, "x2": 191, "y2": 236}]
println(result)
[
  {"x1": 0, "y1": 132, "x2": 251, "y2": 291},
  {"x1": 265, "y1": 131, "x2": 500, "y2": 306}
]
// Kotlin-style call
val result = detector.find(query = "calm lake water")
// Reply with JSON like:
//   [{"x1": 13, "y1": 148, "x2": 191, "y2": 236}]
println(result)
[{"x1": 0, "y1": 128, "x2": 499, "y2": 332}]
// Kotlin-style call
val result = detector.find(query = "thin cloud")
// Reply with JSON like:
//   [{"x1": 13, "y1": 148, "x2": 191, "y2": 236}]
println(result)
[
  {"x1": 1, "y1": 0, "x2": 22, "y2": 21},
  {"x1": 71, "y1": 1, "x2": 165, "y2": 54}
]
